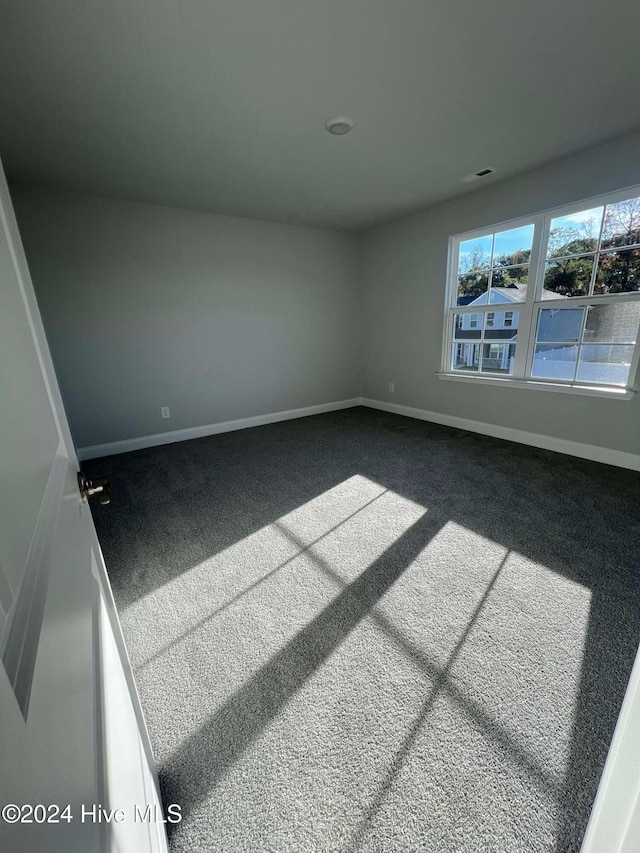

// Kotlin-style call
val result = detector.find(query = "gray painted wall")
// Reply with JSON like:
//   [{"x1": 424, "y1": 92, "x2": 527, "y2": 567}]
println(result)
[
  {"x1": 11, "y1": 129, "x2": 640, "y2": 457},
  {"x1": 12, "y1": 187, "x2": 361, "y2": 448},
  {"x1": 361, "y1": 129, "x2": 640, "y2": 455}
]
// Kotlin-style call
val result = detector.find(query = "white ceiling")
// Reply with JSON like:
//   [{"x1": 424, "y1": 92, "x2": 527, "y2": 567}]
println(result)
[{"x1": 1, "y1": 0, "x2": 639, "y2": 230}]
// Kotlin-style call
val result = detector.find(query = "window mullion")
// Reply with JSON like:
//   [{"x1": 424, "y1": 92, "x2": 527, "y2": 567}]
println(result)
[
  {"x1": 572, "y1": 305, "x2": 591, "y2": 382},
  {"x1": 539, "y1": 292, "x2": 640, "y2": 307},
  {"x1": 519, "y1": 303, "x2": 538, "y2": 381},
  {"x1": 513, "y1": 214, "x2": 545, "y2": 379},
  {"x1": 442, "y1": 237, "x2": 459, "y2": 371},
  {"x1": 452, "y1": 304, "x2": 504, "y2": 315},
  {"x1": 588, "y1": 210, "x2": 607, "y2": 296},
  {"x1": 627, "y1": 335, "x2": 640, "y2": 391}
]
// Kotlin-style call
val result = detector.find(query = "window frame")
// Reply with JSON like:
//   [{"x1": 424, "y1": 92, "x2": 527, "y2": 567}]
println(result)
[{"x1": 440, "y1": 184, "x2": 640, "y2": 399}]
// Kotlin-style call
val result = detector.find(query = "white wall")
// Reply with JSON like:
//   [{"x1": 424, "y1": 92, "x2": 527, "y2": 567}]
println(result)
[
  {"x1": 11, "y1": 129, "x2": 640, "y2": 458},
  {"x1": 361, "y1": 129, "x2": 640, "y2": 455},
  {"x1": 11, "y1": 187, "x2": 362, "y2": 449}
]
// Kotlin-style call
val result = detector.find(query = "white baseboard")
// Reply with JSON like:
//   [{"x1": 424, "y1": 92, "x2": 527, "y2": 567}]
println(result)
[
  {"x1": 77, "y1": 398, "x2": 362, "y2": 460},
  {"x1": 361, "y1": 397, "x2": 640, "y2": 472},
  {"x1": 78, "y1": 395, "x2": 640, "y2": 471}
]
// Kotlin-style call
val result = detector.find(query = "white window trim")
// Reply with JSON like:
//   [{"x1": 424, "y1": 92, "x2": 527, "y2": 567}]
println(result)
[
  {"x1": 441, "y1": 184, "x2": 640, "y2": 397},
  {"x1": 436, "y1": 371, "x2": 635, "y2": 399}
]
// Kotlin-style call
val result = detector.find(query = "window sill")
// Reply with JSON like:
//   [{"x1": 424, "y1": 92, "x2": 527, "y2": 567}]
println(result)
[{"x1": 436, "y1": 372, "x2": 636, "y2": 400}]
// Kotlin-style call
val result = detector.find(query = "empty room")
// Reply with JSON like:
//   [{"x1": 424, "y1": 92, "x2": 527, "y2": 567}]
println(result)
[{"x1": 1, "y1": 1, "x2": 640, "y2": 852}]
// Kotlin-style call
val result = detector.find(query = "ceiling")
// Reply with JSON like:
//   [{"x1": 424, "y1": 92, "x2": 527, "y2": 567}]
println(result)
[{"x1": 1, "y1": 0, "x2": 639, "y2": 231}]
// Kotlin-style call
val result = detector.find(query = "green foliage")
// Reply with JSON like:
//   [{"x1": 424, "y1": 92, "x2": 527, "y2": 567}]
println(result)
[
  {"x1": 460, "y1": 199, "x2": 640, "y2": 301},
  {"x1": 457, "y1": 271, "x2": 489, "y2": 299},
  {"x1": 545, "y1": 199, "x2": 640, "y2": 295},
  {"x1": 595, "y1": 248, "x2": 640, "y2": 294},
  {"x1": 493, "y1": 249, "x2": 531, "y2": 268},
  {"x1": 492, "y1": 252, "x2": 529, "y2": 288},
  {"x1": 544, "y1": 256, "x2": 593, "y2": 297},
  {"x1": 547, "y1": 229, "x2": 597, "y2": 258},
  {"x1": 458, "y1": 248, "x2": 530, "y2": 298}
]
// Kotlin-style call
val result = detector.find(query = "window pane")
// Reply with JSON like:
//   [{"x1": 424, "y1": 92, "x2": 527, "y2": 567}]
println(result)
[
  {"x1": 583, "y1": 303, "x2": 640, "y2": 344},
  {"x1": 493, "y1": 225, "x2": 534, "y2": 264},
  {"x1": 453, "y1": 312, "x2": 482, "y2": 341},
  {"x1": 481, "y1": 343, "x2": 516, "y2": 375},
  {"x1": 457, "y1": 272, "x2": 489, "y2": 306},
  {"x1": 484, "y1": 309, "x2": 519, "y2": 340},
  {"x1": 543, "y1": 256, "x2": 594, "y2": 297},
  {"x1": 593, "y1": 248, "x2": 640, "y2": 295},
  {"x1": 576, "y1": 345, "x2": 634, "y2": 386},
  {"x1": 458, "y1": 235, "x2": 492, "y2": 275},
  {"x1": 601, "y1": 196, "x2": 640, "y2": 249},
  {"x1": 491, "y1": 266, "x2": 529, "y2": 290},
  {"x1": 452, "y1": 342, "x2": 479, "y2": 372},
  {"x1": 547, "y1": 208, "x2": 603, "y2": 258},
  {"x1": 536, "y1": 307, "x2": 584, "y2": 343},
  {"x1": 531, "y1": 344, "x2": 578, "y2": 380}
]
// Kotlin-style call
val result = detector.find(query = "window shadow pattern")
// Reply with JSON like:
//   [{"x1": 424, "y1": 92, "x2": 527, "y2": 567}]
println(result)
[{"x1": 86, "y1": 407, "x2": 640, "y2": 852}]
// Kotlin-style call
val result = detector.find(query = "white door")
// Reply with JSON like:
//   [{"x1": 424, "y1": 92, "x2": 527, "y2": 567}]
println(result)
[{"x1": 0, "y1": 159, "x2": 167, "y2": 853}]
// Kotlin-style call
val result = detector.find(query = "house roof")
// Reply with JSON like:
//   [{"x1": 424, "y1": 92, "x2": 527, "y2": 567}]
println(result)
[
  {"x1": 490, "y1": 285, "x2": 527, "y2": 302},
  {"x1": 493, "y1": 284, "x2": 568, "y2": 302},
  {"x1": 468, "y1": 285, "x2": 568, "y2": 305}
]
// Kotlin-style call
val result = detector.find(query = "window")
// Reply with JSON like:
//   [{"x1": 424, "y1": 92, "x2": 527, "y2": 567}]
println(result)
[{"x1": 442, "y1": 187, "x2": 640, "y2": 395}]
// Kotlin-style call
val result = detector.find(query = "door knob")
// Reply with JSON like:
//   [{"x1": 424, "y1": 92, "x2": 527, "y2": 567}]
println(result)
[{"x1": 78, "y1": 472, "x2": 111, "y2": 505}]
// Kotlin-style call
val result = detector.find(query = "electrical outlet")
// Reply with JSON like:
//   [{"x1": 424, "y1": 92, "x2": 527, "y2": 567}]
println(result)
[
  {"x1": 389, "y1": 382, "x2": 395, "y2": 393},
  {"x1": 161, "y1": 406, "x2": 171, "y2": 419}
]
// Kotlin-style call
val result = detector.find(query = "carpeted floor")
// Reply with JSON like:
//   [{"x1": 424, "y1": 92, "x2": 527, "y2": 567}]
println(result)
[{"x1": 86, "y1": 406, "x2": 640, "y2": 853}]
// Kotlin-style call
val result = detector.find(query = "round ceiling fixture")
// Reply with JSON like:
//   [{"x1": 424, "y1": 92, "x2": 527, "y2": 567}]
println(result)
[{"x1": 325, "y1": 116, "x2": 354, "y2": 136}]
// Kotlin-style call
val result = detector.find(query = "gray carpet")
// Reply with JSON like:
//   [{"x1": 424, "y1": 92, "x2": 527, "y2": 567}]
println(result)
[{"x1": 86, "y1": 406, "x2": 640, "y2": 853}]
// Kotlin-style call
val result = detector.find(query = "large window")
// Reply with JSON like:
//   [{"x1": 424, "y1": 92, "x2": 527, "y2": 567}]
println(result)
[{"x1": 442, "y1": 188, "x2": 640, "y2": 396}]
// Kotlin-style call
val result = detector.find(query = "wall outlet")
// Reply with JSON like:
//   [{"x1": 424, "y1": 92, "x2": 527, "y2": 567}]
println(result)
[
  {"x1": 389, "y1": 382, "x2": 395, "y2": 393},
  {"x1": 161, "y1": 406, "x2": 171, "y2": 419}
]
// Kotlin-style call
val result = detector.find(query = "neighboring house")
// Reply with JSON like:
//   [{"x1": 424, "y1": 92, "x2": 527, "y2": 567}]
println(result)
[
  {"x1": 455, "y1": 282, "x2": 632, "y2": 382},
  {"x1": 454, "y1": 285, "x2": 527, "y2": 372}
]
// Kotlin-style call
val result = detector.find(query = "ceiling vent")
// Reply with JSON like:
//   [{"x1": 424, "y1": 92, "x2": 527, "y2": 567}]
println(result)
[{"x1": 459, "y1": 167, "x2": 496, "y2": 183}]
